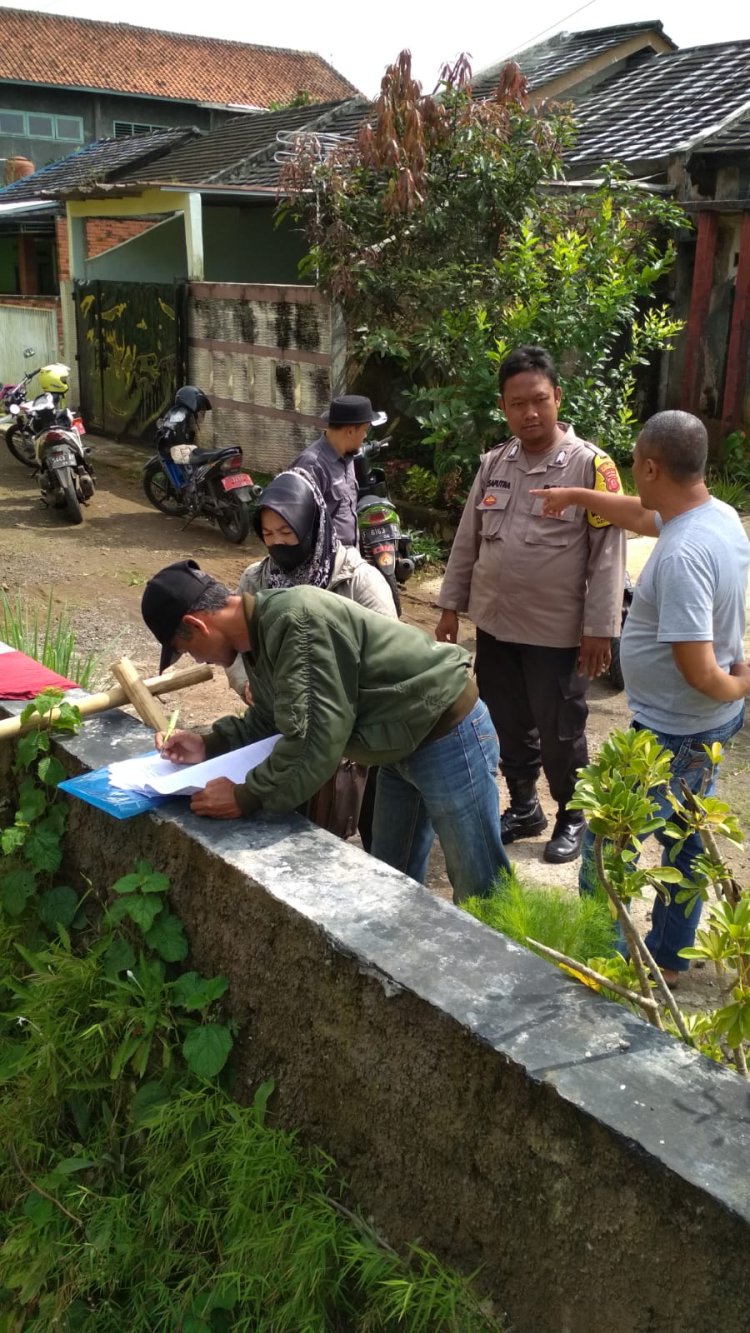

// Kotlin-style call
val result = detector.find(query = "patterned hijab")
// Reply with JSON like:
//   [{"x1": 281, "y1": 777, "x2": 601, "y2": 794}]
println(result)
[{"x1": 254, "y1": 467, "x2": 339, "y2": 590}]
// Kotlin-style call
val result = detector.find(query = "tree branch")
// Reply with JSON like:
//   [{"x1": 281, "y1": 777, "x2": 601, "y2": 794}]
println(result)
[{"x1": 525, "y1": 939, "x2": 659, "y2": 1012}]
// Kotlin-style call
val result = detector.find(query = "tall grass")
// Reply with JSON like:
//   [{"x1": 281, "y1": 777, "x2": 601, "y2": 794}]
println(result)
[
  {"x1": 0, "y1": 590, "x2": 101, "y2": 689},
  {"x1": 463, "y1": 873, "x2": 616, "y2": 963}
]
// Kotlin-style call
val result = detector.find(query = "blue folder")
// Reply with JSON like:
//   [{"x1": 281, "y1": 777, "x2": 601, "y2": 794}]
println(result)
[{"x1": 58, "y1": 760, "x2": 171, "y2": 820}]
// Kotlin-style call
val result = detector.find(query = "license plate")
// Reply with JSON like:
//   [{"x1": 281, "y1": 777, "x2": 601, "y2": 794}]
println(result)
[
  {"x1": 49, "y1": 451, "x2": 74, "y2": 468},
  {"x1": 361, "y1": 523, "x2": 397, "y2": 541},
  {"x1": 221, "y1": 473, "x2": 252, "y2": 491}
]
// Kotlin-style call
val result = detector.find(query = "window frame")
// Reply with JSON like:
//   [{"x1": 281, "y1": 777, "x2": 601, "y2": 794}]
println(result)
[{"x1": 0, "y1": 108, "x2": 84, "y2": 142}]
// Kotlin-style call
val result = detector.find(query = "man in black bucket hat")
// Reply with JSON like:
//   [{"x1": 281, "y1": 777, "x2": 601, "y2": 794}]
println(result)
[{"x1": 291, "y1": 394, "x2": 387, "y2": 546}]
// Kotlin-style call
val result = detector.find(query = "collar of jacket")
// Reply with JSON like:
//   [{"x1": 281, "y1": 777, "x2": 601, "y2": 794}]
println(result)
[{"x1": 241, "y1": 590, "x2": 258, "y2": 665}]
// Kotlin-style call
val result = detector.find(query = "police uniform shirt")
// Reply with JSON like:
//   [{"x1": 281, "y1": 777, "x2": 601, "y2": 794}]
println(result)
[
  {"x1": 437, "y1": 425, "x2": 626, "y2": 648},
  {"x1": 291, "y1": 434, "x2": 358, "y2": 546}
]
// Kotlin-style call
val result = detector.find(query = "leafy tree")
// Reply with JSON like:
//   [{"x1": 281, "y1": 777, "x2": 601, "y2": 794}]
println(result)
[{"x1": 284, "y1": 52, "x2": 686, "y2": 499}]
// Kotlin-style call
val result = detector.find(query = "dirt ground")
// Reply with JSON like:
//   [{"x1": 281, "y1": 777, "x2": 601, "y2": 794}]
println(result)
[{"x1": 3, "y1": 434, "x2": 750, "y2": 1011}]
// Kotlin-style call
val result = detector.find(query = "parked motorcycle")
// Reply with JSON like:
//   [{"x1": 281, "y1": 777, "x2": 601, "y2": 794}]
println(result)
[
  {"x1": 142, "y1": 386, "x2": 262, "y2": 544},
  {"x1": 18, "y1": 394, "x2": 95, "y2": 524},
  {"x1": 354, "y1": 439, "x2": 422, "y2": 616},
  {"x1": 1, "y1": 349, "x2": 71, "y2": 468}
]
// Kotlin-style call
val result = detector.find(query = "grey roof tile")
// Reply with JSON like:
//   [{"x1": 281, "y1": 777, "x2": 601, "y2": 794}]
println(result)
[
  {"x1": 0, "y1": 128, "x2": 196, "y2": 202},
  {"x1": 473, "y1": 20, "x2": 671, "y2": 99},
  {"x1": 567, "y1": 41, "x2": 750, "y2": 164},
  {"x1": 126, "y1": 98, "x2": 373, "y2": 190}
]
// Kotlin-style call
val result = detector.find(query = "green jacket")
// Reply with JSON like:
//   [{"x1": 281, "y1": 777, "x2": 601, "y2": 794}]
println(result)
[{"x1": 204, "y1": 586, "x2": 470, "y2": 815}]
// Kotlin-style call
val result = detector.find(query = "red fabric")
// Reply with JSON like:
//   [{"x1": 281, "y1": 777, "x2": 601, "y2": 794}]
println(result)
[{"x1": 0, "y1": 651, "x2": 78, "y2": 700}]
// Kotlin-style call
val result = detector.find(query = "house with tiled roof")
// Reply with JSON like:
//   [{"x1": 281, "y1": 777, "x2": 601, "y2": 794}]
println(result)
[
  {"x1": 6, "y1": 20, "x2": 750, "y2": 453},
  {"x1": 554, "y1": 39, "x2": 750, "y2": 438},
  {"x1": 473, "y1": 20, "x2": 675, "y2": 103},
  {"x1": 0, "y1": 8, "x2": 358, "y2": 172}
]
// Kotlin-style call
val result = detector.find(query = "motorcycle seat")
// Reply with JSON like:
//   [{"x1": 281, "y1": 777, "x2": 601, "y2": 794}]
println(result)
[{"x1": 188, "y1": 447, "x2": 242, "y2": 464}]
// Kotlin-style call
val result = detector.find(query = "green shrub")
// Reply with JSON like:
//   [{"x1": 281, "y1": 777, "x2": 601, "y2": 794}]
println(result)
[
  {"x1": 0, "y1": 693, "x2": 504, "y2": 1332},
  {"x1": 463, "y1": 873, "x2": 616, "y2": 962}
]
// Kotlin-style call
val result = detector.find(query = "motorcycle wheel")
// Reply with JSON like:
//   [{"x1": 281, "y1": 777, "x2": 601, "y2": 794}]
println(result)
[
  {"x1": 6, "y1": 424, "x2": 36, "y2": 468},
  {"x1": 143, "y1": 458, "x2": 187, "y2": 516},
  {"x1": 216, "y1": 495, "x2": 251, "y2": 544},
  {"x1": 607, "y1": 636, "x2": 625, "y2": 691},
  {"x1": 62, "y1": 474, "x2": 83, "y2": 525},
  {"x1": 382, "y1": 568, "x2": 402, "y2": 617}
]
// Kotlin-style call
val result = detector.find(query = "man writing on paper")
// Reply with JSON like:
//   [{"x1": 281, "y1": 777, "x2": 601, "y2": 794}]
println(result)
[{"x1": 140, "y1": 560, "x2": 511, "y2": 903}]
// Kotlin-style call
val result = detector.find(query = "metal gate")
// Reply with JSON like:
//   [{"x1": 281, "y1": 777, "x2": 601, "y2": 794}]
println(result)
[
  {"x1": 73, "y1": 280, "x2": 186, "y2": 440},
  {"x1": 0, "y1": 303, "x2": 58, "y2": 384}
]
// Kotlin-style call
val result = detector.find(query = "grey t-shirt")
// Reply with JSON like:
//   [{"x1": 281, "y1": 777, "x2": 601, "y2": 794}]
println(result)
[
  {"x1": 620, "y1": 498, "x2": 749, "y2": 735},
  {"x1": 291, "y1": 434, "x2": 358, "y2": 546}
]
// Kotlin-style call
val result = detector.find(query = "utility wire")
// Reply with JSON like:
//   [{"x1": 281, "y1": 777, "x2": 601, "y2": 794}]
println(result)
[{"x1": 503, "y1": 0, "x2": 602, "y2": 59}]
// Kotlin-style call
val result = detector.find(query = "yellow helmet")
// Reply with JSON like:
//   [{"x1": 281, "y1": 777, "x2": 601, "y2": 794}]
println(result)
[{"x1": 38, "y1": 362, "x2": 70, "y2": 396}]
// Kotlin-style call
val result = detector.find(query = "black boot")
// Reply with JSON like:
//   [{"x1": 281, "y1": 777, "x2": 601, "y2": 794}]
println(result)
[
  {"x1": 544, "y1": 811, "x2": 585, "y2": 864},
  {"x1": 500, "y1": 779, "x2": 548, "y2": 844}
]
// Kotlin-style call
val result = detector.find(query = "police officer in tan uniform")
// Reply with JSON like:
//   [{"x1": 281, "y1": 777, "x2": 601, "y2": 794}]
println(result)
[{"x1": 436, "y1": 346, "x2": 626, "y2": 863}]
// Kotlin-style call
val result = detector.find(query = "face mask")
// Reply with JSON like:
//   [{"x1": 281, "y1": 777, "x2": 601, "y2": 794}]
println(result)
[{"x1": 268, "y1": 532, "x2": 313, "y2": 572}]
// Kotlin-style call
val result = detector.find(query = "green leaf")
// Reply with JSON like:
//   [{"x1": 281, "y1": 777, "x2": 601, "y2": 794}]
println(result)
[
  {"x1": 16, "y1": 778, "x2": 47, "y2": 825},
  {"x1": 0, "y1": 1043, "x2": 32, "y2": 1082},
  {"x1": 138, "y1": 868, "x2": 170, "y2": 895},
  {"x1": 145, "y1": 911, "x2": 188, "y2": 962},
  {"x1": 116, "y1": 894, "x2": 161, "y2": 934},
  {"x1": 111, "y1": 871, "x2": 145, "y2": 896},
  {"x1": 102, "y1": 936, "x2": 136, "y2": 976},
  {"x1": 24, "y1": 825, "x2": 63, "y2": 874},
  {"x1": 1, "y1": 826, "x2": 27, "y2": 855},
  {"x1": 15, "y1": 731, "x2": 43, "y2": 770},
  {"x1": 37, "y1": 885, "x2": 79, "y2": 929},
  {"x1": 170, "y1": 972, "x2": 228, "y2": 1011},
  {"x1": 52, "y1": 1156, "x2": 96, "y2": 1175},
  {"x1": 21, "y1": 1192, "x2": 55, "y2": 1228},
  {"x1": 182, "y1": 1024, "x2": 233, "y2": 1078},
  {"x1": 0, "y1": 866, "x2": 37, "y2": 915},
  {"x1": 111, "y1": 1033, "x2": 145, "y2": 1081},
  {"x1": 130, "y1": 1081, "x2": 172, "y2": 1126},
  {"x1": 37, "y1": 755, "x2": 66, "y2": 787},
  {"x1": 252, "y1": 1078, "x2": 275, "y2": 1125}
]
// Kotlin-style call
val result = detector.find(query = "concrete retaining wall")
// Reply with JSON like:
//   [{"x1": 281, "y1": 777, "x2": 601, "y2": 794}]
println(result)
[{"x1": 2, "y1": 696, "x2": 750, "y2": 1332}]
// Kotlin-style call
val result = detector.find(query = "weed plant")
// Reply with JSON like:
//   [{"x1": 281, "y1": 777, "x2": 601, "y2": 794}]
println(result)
[
  {"x1": 0, "y1": 691, "x2": 504, "y2": 1331},
  {"x1": 463, "y1": 872, "x2": 616, "y2": 963},
  {"x1": 0, "y1": 591, "x2": 103, "y2": 689}
]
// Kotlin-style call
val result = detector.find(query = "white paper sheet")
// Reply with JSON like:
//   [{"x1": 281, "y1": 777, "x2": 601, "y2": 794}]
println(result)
[{"x1": 107, "y1": 734, "x2": 282, "y2": 797}]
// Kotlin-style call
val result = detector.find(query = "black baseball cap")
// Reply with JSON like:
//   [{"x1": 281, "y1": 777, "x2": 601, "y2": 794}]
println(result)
[
  {"x1": 321, "y1": 394, "x2": 387, "y2": 427},
  {"x1": 141, "y1": 559, "x2": 213, "y2": 673}
]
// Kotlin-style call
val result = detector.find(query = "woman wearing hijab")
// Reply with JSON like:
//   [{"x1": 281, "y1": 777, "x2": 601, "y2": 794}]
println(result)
[{"x1": 225, "y1": 467, "x2": 396, "y2": 847}]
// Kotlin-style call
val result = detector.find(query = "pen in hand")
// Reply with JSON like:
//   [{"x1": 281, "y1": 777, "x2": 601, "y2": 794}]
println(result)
[{"x1": 159, "y1": 709, "x2": 180, "y2": 754}]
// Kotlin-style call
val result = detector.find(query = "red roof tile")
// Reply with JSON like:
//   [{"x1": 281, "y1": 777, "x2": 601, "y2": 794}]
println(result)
[{"x1": 0, "y1": 8, "x2": 359, "y2": 107}]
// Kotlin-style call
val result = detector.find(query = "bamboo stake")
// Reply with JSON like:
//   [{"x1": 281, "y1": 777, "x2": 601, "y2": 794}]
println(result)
[
  {"x1": 109, "y1": 657, "x2": 170, "y2": 733},
  {"x1": 0, "y1": 664, "x2": 213, "y2": 740}
]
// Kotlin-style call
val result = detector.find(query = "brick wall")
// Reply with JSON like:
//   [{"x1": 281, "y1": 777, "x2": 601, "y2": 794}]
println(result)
[
  {"x1": 84, "y1": 217, "x2": 156, "y2": 260},
  {"x1": 54, "y1": 216, "x2": 158, "y2": 281},
  {"x1": 55, "y1": 218, "x2": 69, "y2": 283}
]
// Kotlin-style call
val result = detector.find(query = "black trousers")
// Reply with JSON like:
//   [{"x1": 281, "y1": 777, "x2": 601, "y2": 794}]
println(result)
[{"x1": 474, "y1": 630, "x2": 589, "y2": 812}]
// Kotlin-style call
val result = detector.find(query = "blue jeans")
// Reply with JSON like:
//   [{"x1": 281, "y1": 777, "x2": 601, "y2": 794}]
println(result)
[
  {"x1": 579, "y1": 711, "x2": 744, "y2": 972},
  {"x1": 371, "y1": 699, "x2": 511, "y2": 903}
]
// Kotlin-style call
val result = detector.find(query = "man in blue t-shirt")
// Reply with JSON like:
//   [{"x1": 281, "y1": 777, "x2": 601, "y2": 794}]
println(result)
[{"x1": 531, "y1": 410, "x2": 750, "y2": 984}]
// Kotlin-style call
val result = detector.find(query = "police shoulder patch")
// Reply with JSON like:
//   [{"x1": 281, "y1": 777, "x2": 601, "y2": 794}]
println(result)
[{"x1": 586, "y1": 452, "x2": 624, "y2": 527}]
